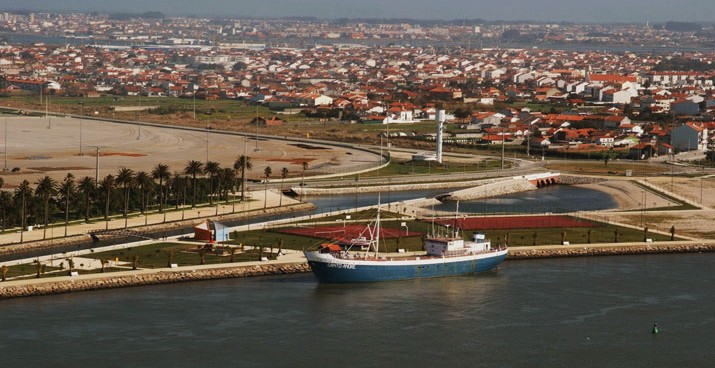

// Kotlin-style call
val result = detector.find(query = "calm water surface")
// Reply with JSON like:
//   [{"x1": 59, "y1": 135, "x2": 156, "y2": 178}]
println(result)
[
  {"x1": 433, "y1": 185, "x2": 617, "y2": 214},
  {"x1": 308, "y1": 185, "x2": 617, "y2": 215},
  {"x1": 1, "y1": 253, "x2": 712, "y2": 367}
]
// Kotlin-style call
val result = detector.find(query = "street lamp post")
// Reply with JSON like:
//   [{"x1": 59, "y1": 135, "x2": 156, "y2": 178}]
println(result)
[
  {"x1": 354, "y1": 175, "x2": 359, "y2": 210},
  {"x1": 641, "y1": 189, "x2": 646, "y2": 227},
  {"x1": 254, "y1": 118, "x2": 260, "y2": 152},
  {"x1": 88, "y1": 146, "x2": 104, "y2": 184},
  {"x1": 3, "y1": 117, "x2": 7, "y2": 172},
  {"x1": 47, "y1": 90, "x2": 52, "y2": 129},
  {"x1": 500, "y1": 125, "x2": 505, "y2": 170},
  {"x1": 95, "y1": 147, "x2": 100, "y2": 183},
  {"x1": 79, "y1": 102, "x2": 84, "y2": 155},
  {"x1": 254, "y1": 104, "x2": 260, "y2": 152},
  {"x1": 206, "y1": 124, "x2": 210, "y2": 162}
]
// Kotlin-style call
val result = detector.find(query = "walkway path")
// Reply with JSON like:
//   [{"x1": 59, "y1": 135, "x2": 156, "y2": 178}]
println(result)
[{"x1": 0, "y1": 189, "x2": 296, "y2": 246}]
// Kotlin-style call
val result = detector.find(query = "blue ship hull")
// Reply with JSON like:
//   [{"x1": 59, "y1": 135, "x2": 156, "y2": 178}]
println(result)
[{"x1": 306, "y1": 251, "x2": 507, "y2": 283}]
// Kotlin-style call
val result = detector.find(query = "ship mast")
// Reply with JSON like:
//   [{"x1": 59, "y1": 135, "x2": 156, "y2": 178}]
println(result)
[
  {"x1": 374, "y1": 193, "x2": 381, "y2": 257},
  {"x1": 453, "y1": 200, "x2": 460, "y2": 238}
]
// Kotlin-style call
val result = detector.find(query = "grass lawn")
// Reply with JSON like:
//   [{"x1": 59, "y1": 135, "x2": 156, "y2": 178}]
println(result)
[
  {"x1": 3, "y1": 263, "x2": 60, "y2": 279},
  {"x1": 233, "y1": 217, "x2": 678, "y2": 254},
  {"x1": 82, "y1": 242, "x2": 275, "y2": 269}
]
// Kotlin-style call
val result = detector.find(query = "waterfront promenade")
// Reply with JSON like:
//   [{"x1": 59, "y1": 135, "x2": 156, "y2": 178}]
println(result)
[{"x1": 0, "y1": 189, "x2": 294, "y2": 246}]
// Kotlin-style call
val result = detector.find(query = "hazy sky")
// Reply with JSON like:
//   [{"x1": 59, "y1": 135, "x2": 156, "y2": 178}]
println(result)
[{"x1": 6, "y1": 0, "x2": 715, "y2": 23}]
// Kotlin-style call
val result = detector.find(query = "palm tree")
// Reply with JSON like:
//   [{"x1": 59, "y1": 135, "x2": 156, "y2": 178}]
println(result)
[
  {"x1": 170, "y1": 171, "x2": 184, "y2": 210},
  {"x1": 15, "y1": 180, "x2": 32, "y2": 243},
  {"x1": 34, "y1": 176, "x2": 58, "y2": 240},
  {"x1": 116, "y1": 167, "x2": 134, "y2": 229},
  {"x1": 204, "y1": 161, "x2": 220, "y2": 205},
  {"x1": 0, "y1": 191, "x2": 11, "y2": 232},
  {"x1": 134, "y1": 171, "x2": 151, "y2": 213},
  {"x1": 99, "y1": 174, "x2": 115, "y2": 230},
  {"x1": 263, "y1": 166, "x2": 272, "y2": 209},
  {"x1": 1, "y1": 264, "x2": 8, "y2": 281},
  {"x1": 234, "y1": 155, "x2": 252, "y2": 201},
  {"x1": 300, "y1": 161, "x2": 308, "y2": 202},
  {"x1": 77, "y1": 176, "x2": 95, "y2": 222},
  {"x1": 280, "y1": 167, "x2": 289, "y2": 207},
  {"x1": 220, "y1": 167, "x2": 236, "y2": 204},
  {"x1": 59, "y1": 173, "x2": 76, "y2": 237},
  {"x1": 184, "y1": 160, "x2": 203, "y2": 208},
  {"x1": 0, "y1": 177, "x2": 7, "y2": 231},
  {"x1": 135, "y1": 171, "x2": 153, "y2": 225},
  {"x1": 151, "y1": 163, "x2": 170, "y2": 212}
]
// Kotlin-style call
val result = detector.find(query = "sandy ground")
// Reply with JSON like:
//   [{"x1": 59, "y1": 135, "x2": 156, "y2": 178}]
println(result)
[
  {"x1": 0, "y1": 116, "x2": 381, "y2": 188},
  {"x1": 578, "y1": 175, "x2": 715, "y2": 239},
  {"x1": 578, "y1": 179, "x2": 680, "y2": 211}
]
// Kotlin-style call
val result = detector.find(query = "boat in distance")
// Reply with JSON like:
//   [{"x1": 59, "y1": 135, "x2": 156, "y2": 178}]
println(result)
[{"x1": 303, "y1": 208, "x2": 508, "y2": 283}]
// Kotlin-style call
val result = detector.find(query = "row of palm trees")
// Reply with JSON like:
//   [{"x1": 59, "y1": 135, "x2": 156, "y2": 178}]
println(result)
[{"x1": 0, "y1": 155, "x2": 307, "y2": 242}]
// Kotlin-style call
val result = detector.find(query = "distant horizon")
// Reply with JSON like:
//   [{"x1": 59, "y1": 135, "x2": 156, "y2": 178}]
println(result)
[
  {"x1": 5, "y1": 8, "x2": 715, "y2": 26},
  {"x1": 2, "y1": 0, "x2": 715, "y2": 24}
]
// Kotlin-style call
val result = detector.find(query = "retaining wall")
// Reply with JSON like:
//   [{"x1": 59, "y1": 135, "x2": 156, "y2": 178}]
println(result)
[
  {"x1": 0, "y1": 262, "x2": 311, "y2": 300},
  {"x1": 508, "y1": 242, "x2": 715, "y2": 259},
  {"x1": 558, "y1": 175, "x2": 607, "y2": 185}
]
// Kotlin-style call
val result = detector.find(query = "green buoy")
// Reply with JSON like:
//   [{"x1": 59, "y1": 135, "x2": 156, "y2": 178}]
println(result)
[{"x1": 651, "y1": 322, "x2": 659, "y2": 334}]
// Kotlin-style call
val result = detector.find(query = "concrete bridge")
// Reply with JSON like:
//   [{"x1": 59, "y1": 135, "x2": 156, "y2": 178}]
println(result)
[{"x1": 525, "y1": 172, "x2": 560, "y2": 188}]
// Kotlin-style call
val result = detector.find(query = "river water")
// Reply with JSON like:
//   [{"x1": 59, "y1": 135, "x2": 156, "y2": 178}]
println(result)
[{"x1": 1, "y1": 253, "x2": 712, "y2": 367}]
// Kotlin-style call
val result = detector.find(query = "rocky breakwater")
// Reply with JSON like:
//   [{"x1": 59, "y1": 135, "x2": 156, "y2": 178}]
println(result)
[
  {"x1": 438, "y1": 177, "x2": 536, "y2": 201},
  {"x1": 292, "y1": 180, "x2": 494, "y2": 196},
  {"x1": 0, "y1": 262, "x2": 312, "y2": 300},
  {"x1": 507, "y1": 241, "x2": 715, "y2": 260},
  {"x1": 558, "y1": 175, "x2": 606, "y2": 185}
]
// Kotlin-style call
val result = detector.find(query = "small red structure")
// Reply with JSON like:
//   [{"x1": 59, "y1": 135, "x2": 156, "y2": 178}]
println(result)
[{"x1": 194, "y1": 220, "x2": 213, "y2": 242}]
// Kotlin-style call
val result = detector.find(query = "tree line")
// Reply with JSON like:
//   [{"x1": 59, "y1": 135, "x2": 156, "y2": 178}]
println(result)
[{"x1": 0, "y1": 155, "x2": 305, "y2": 241}]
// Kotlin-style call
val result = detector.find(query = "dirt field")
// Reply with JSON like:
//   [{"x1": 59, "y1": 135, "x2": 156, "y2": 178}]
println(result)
[{"x1": 0, "y1": 116, "x2": 381, "y2": 187}]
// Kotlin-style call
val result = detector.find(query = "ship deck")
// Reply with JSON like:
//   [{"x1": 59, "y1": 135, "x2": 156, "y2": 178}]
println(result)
[{"x1": 329, "y1": 247, "x2": 507, "y2": 262}]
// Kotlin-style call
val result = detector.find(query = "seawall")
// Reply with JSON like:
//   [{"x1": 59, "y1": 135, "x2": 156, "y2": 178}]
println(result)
[
  {"x1": 2, "y1": 241, "x2": 714, "y2": 300},
  {"x1": 0, "y1": 262, "x2": 311, "y2": 300},
  {"x1": 507, "y1": 241, "x2": 715, "y2": 259}
]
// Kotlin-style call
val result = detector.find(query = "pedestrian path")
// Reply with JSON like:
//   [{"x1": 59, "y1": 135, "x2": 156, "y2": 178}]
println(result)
[{"x1": 0, "y1": 190, "x2": 296, "y2": 246}]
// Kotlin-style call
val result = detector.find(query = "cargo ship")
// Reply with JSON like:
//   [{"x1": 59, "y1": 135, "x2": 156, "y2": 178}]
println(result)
[{"x1": 303, "y1": 206, "x2": 507, "y2": 283}]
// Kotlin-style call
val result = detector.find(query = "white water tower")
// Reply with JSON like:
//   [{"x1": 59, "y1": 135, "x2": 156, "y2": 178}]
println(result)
[{"x1": 435, "y1": 109, "x2": 445, "y2": 163}]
